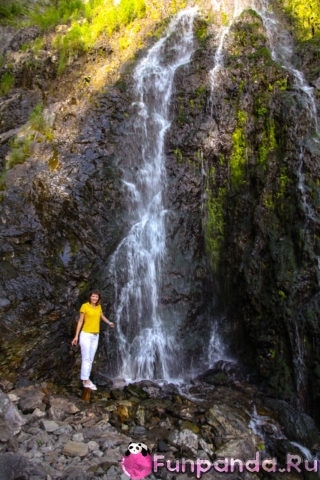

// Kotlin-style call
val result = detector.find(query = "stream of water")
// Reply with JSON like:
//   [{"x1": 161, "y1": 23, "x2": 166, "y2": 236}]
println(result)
[{"x1": 108, "y1": 7, "x2": 198, "y2": 382}]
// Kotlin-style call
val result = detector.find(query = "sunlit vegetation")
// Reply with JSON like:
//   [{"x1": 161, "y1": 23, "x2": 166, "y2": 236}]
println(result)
[
  {"x1": 282, "y1": 0, "x2": 320, "y2": 40},
  {"x1": 30, "y1": 0, "x2": 147, "y2": 73},
  {"x1": 30, "y1": 0, "x2": 146, "y2": 32},
  {"x1": 1, "y1": 0, "x2": 191, "y2": 88},
  {"x1": 30, "y1": 0, "x2": 88, "y2": 30},
  {"x1": 1, "y1": 0, "x2": 149, "y2": 75}
]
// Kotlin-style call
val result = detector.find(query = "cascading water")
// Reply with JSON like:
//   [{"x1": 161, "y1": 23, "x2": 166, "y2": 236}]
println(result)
[
  {"x1": 108, "y1": 7, "x2": 198, "y2": 383},
  {"x1": 209, "y1": 0, "x2": 252, "y2": 97},
  {"x1": 257, "y1": 0, "x2": 318, "y2": 134}
]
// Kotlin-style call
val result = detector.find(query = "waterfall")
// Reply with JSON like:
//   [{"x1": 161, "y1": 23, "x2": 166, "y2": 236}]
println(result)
[{"x1": 108, "y1": 7, "x2": 198, "y2": 383}]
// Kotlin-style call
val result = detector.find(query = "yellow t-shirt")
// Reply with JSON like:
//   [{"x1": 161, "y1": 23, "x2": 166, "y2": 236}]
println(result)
[{"x1": 80, "y1": 302, "x2": 102, "y2": 333}]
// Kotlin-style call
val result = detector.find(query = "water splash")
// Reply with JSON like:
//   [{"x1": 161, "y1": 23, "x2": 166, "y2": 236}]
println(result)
[
  {"x1": 108, "y1": 8, "x2": 198, "y2": 382},
  {"x1": 249, "y1": 406, "x2": 286, "y2": 441},
  {"x1": 207, "y1": 315, "x2": 230, "y2": 366}
]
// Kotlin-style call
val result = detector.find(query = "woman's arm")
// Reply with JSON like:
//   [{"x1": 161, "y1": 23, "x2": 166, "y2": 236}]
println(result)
[
  {"x1": 101, "y1": 313, "x2": 115, "y2": 328},
  {"x1": 71, "y1": 312, "x2": 85, "y2": 345}
]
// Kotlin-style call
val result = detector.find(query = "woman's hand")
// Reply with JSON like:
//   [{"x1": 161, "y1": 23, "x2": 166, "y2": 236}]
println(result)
[{"x1": 71, "y1": 337, "x2": 78, "y2": 346}]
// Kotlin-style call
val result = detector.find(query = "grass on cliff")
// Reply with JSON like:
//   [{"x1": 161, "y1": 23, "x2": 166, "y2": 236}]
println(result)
[
  {"x1": 31, "y1": 0, "x2": 148, "y2": 74},
  {"x1": 0, "y1": 3, "x2": 27, "y2": 22},
  {"x1": 1, "y1": 0, "x2": 187, "y2": 75}
]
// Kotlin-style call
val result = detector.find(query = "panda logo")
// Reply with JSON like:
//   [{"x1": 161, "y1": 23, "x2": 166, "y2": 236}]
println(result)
[
  {"x1": 126, "y1": 442, "x2": 150, "y2": 456},
  {"x1": 121, "y1": 442, "x2": 152, "y2": 479}
]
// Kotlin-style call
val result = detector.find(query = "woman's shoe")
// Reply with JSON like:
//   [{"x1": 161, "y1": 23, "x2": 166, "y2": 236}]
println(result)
[
  {"x1": 83, "y1": 381, "x2": 97, "y2": 390},
  {"x1": 88, "y1": 380, "x2": 97, "y2": 390}
]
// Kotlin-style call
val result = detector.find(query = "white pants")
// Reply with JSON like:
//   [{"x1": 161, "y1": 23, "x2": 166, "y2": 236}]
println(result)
[{"x1": 79, "y1": 331, "x2": 99, "y2": 381}]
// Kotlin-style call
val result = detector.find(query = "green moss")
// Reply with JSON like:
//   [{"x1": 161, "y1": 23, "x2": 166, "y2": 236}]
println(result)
[
  {"x1": 194, "y1": 19, "x2": 208, "y2": 44},
  {"x1": 173, "y1": 148, "x2": 183, "y2": 163},
  {"x1": 258, "y1": 118, "x2": 277, "y2": 165},
  {"x1": 230, "y1": 110, "x2": 248, "y2": 186},
  {"x1": 48, "y1": 150, "x2": 61, "y2": 171},
  {"x1": 272, "y1": 78, "x2": 288, "y2": 91},
  {"x1": 195, "y1": 85, "x2": 206, "y2": 96},
  {"x1": 204, "y1": 162, "x2": 228, "y2": 270},
  {"x1": 176, "y1": 96, "x2": 188, "y2": 124}
]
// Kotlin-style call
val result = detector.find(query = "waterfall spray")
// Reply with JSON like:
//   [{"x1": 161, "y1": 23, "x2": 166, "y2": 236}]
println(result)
[{"x1": 108, "y1": 8, "x2": 198, "y2": 382}]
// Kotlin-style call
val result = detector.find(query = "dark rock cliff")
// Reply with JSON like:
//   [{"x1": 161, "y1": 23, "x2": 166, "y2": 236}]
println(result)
[{"x1": 0, "y1": 1, "x2": 319, "y2": 427}]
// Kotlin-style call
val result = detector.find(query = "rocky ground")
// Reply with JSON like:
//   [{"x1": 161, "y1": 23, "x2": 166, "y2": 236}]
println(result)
[{"x1": 0, "y1": 363, "x2": 319, "y2": 480}]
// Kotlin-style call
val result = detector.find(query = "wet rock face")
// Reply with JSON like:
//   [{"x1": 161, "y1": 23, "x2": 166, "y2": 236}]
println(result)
[
  {"x1": 210, "y1": 14, "x2": 320, "y2": 423},
  {"x1": 0, "y1": 85, "x2": 129, "y2": 383}
]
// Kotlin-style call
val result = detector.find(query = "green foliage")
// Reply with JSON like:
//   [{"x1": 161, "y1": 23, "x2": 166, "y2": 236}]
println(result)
[
  {"x1": 30, "y1": 0, "x2": 86, "y2": 30},
  {"x1": 118, "y1": 0, "x2": 146, "y2": 24},
  {"x1": 30, "y1": 0, "x2": 146, "y2": 32},
  {"x1": 194, "y1": 20, "x2": 208, "y2": 44},
  {"x1": 54, "y1": 23, "x2": 92, "y2": 74},
  {"x1": 49, "y1": 0, "x2": 146, "y2": 74},
  {"x1": 0, "y1": 2, "x2": 26, "y2": 23},
  {"x1": 283, "y1": 0, "x2": 320, "y2": 40},
  {"x1": 169, "y1": 0, "x2": 187, "y2": 15},
  {"x1": 3, "y1": 102, "x2": 54, "y2": 181},
  {"x1": 90, "y1": 3, "x2": 118, "y2": 37},
  {"x1": 173, "y1": 148, "x2": 183, "y2": 163},
  {"x1": 29, "y1": 103, "x2": 54, "y2": 140},
  {"x1": 0, "y1": 71, "x2": 15, "y2": 96},
  {"x1": 6, "y1": 136, "x2": 32, "y2": 170}
]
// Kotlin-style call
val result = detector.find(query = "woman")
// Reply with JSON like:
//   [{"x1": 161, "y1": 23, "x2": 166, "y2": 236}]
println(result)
[{"x1": 71, "y1": 291, "x2": 114, "y2": 390}]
